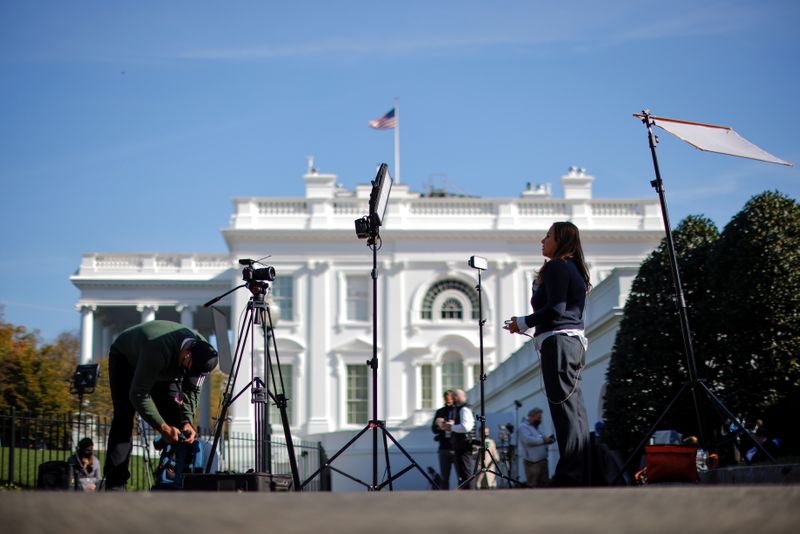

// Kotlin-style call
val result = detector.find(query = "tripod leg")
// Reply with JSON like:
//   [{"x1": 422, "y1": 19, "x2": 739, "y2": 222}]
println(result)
[
  {"x1": 380, "y1": 428, "x2": 439, "y2": 488},
  {"x1": 612, "y1": 381, "x2": 691, "y2": 484},
  {"x1": 272, "y1": 395, "x2": 302, "y2": 490},
  {"x1": 381, "y1": 425, "x2": 394, "y2": 490},
  {"x1": 484, "y1": 447, "x2": 525, "y2": 488},
  {"x1": 300, "y1": 424, "x2": 371, "y2": 490},
  {"x1": 697, "y1": 381, "x2": 776, "y2": 464}
]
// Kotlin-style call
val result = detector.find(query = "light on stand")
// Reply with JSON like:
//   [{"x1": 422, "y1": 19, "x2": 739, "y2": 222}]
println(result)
[{"x1": 70, "y1": 364, "x2": 100, "y2": 444}]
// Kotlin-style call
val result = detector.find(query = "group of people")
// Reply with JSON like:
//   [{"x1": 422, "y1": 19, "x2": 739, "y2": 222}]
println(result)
[
  {"x1": 432, "y1": 221, "x2": 593, "y2": 489},
  {"x1": 69, "y1": 220, "x2": 590, "y2": 491},
  {"x1": 431, "y1": 389, "x2": 558, "y2": 489}
]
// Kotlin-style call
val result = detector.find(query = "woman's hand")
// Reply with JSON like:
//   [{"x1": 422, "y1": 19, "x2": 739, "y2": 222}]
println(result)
[{"x1": 505, "y1": 317, "x2": 521, "y2": 334}]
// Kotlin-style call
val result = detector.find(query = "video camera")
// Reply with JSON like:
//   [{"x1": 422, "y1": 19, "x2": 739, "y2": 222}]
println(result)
[{"x1": 239, "y1": 259, "x2": 276, "y2": 282}]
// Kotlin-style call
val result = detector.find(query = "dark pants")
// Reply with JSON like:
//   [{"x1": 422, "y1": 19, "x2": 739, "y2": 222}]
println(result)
[
  {"x1": 453, "y1": 448, "x2": 473, "y2": 490},
  {"x1": 541, "y1": 334, "x2": 591, "y2": 486},
  {"x1": 104, "y1": 352, "x2": 181, "y2": 489},
  {"x1": 437, "y1": 449, "x2": 455, "y2": 489}
]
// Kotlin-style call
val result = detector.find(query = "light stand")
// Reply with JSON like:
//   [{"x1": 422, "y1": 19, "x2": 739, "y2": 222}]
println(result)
[
  {"x1": 70, "y1": 364, "x2": 99, "y2": 443},
  {"x1": 458, "y1": 257, "x2": 526, "y2": 489},
  {"x1": 613, "y1": 111, "x2": 775, "y2": 482},
  {"x1": 301, "y1": 163, "x2": 437, "y2": 491},
  {"x1": 204, "y1": 275, "x2": 301, "y2": 490},
  {"x1": 513, "y1": 399, "x2": 522, "y2": 480}
]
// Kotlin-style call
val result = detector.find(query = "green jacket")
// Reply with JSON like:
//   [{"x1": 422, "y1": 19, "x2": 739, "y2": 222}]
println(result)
[{"x1": 110, "y1": 320, "x2": 207, "y2": 430}]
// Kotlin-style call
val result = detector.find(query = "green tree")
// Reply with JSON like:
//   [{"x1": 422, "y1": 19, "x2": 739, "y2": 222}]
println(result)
[
  {"x1": 603, "y1": 216, "x2": 719, "y2": 453},
  {"x1": 704, "y1": 191, "x2": 800, "y2": 446},
  {"x1": 0, "y1": 312, "x2": 75, "y2": 415}
]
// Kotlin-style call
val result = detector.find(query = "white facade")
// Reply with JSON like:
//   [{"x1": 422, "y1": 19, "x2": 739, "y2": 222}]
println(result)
[{"x1": 71, "y1": 165, "x2": 662, "y2": 488}]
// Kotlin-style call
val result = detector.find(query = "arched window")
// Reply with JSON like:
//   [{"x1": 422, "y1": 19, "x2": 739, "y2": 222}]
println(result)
[
  {"x1": 441, "y1": 351, "x2": 464, "y2": 391},
  {"x1": 440, "y1": 298, "x2": 463, "y2": 320},
  {"x1": 421, "y1": 279, "x2": 480, "y2": 320}
]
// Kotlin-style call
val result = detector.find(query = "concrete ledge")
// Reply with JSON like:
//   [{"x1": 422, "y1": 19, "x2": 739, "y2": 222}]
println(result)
[{"x1": 1, "y1": 486, "x2": 798, "y2": 534}]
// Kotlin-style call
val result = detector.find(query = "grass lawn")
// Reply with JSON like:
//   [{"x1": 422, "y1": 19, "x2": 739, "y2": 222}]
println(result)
[{"x1": 1, "y1": 446, "x2": 156, "y2": 491}]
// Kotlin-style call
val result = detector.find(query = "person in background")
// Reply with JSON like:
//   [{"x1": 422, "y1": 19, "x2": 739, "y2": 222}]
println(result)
[
  {"x1": 431, "y1": 389, "x2": 456, "y2": 489},
  {"x1": 519, "y1": 408, "x2": 554, "y2": 487},
  {"x1": 68, "y1": 437, "x2": 101, "y2": 491},
  {"x1": 443, "y1": 388, "x2": 475, "y2": 489}
]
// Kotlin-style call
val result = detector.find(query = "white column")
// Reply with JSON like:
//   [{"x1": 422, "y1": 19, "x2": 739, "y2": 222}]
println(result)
[
  {"x1": 228, "y1": 280, "x2": 254, "y2": 436},
  {"x1": 306, "y1": 261, "x2": 331, "y2": 434},
  {"x1": 137, "y1": 304, "x2": 158, "y2": 323},
  {"x1": 384, "y1": 262, "x2": 406, "y2": 425},
  {"x1": 101, "y1": 325, "x2": 112, "y2": 358},
  {"x1": 176, "y1": 304, "x2": 195, "y2": 328},
  {"x1": 92, "y1": 317, "x2": 104, "y2": 361},
  {"x1": 79, "y1": 305, "x2": 96, "y2": 365}
]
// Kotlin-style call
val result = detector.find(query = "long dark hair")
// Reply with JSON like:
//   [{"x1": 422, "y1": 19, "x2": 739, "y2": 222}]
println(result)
[{"x1": 537, "y1": 221, "x2": 591, "y2": 290}]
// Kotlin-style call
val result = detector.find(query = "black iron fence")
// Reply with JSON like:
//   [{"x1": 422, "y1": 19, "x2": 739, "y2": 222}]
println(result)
[{"x1": 0, "y1": 407, "x2": 328, "y2": 491}]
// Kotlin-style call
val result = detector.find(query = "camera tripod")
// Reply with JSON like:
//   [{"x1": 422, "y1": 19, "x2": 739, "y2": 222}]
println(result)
[
  {"x1": 300, "y1": 229, "x2": 437, "y2": 491},
  {"x1": 205, "y1": 280, "x2": 301, "y2": 489},
  {"x1": 458, "y1": 259, "x2": 526, "y2": 489}
]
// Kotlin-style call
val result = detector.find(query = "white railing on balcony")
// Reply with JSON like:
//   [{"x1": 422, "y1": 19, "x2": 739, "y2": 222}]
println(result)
[
  {"x1": 257, "y1": 200, "x2": 308, "y2": 215},
  {"x1": 516, "y1": 201, "x2": 570, "y2": 217},
  {"x1": 591, "y1": 201, "x2": 642, "y2": 217},
  {"x1": 229, "y1": 196, "x2": 660, "y2": 231},
  {"x1": 333, "y1": 201, "x2": 368, "y2": 215},
  {"x1": 79, "y1": 254, "x2": 232, "y2": 276},
  {"x1": 409, "y1": 199, "x2": 497, "y2": 216}
]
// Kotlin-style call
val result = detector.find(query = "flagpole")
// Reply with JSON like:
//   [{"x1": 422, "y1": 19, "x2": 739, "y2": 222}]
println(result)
[{"x1": 394, "y1": 97, "x2": 400, "y2": 183}]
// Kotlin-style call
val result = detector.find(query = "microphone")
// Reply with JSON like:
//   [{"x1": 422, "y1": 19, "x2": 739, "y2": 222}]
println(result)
[{"x1": 238, "y1": 258, "x2": 254, "y2": 266}]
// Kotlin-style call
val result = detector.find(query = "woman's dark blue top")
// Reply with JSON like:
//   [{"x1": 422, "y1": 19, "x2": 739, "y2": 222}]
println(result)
[{"x1": 523, "y1": 258, "x2": 587, "y2": 334}]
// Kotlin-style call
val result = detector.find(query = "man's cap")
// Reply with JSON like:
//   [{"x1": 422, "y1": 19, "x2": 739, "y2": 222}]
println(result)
[
  {"x1": 528, "y1": 408, "x2": 543, "y2": 417},
  {"x1": 78, "y1": 437, "x2": 93, "y2": 449},
  {"x1": 189, "y1": 340, "x2": 219, "y2": 376}
]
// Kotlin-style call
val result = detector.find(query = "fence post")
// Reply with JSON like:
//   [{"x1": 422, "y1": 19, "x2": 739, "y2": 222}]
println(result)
[
  {"x1": 317, "y1": 441, "x2": 327, "y2": 491},
  {"x1": 9, "y1": 407, "x2": 15, "y2": 485}
]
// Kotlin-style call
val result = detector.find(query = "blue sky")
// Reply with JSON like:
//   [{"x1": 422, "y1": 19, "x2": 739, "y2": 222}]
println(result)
[{"x1": 1, "y1": 0, "x2": 798, "y2": 341}]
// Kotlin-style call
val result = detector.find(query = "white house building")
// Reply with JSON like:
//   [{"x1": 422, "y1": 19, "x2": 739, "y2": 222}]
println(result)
[{"x1": 71, "y1": 164, "x2": 663, "y2": 489}]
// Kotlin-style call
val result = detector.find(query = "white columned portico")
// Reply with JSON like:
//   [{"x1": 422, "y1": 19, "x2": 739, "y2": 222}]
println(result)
[
  {"x1": 79, "y1": 304, "x2": 96, "y2": 364},
  {"x1": 138, "y1": 304, "x2": 158, "y2": 323}
]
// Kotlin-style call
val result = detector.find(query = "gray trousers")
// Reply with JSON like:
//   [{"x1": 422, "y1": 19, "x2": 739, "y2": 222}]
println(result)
[
  {"x1": 540, "y1": 334, "x2": 591, "y2": 486},
  {"x1": 524, "y1": 458, "x2": 550, "y2": 487}
]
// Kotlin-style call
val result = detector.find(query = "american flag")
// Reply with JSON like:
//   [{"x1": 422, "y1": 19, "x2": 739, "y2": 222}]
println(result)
[{"x1": 368, "y1": 108, "x2": 396, "y2": 129}]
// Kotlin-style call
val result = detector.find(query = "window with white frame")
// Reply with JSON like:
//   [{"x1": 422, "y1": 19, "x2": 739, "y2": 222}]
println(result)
[
  {"x1": 346, "y1": 275, "x2": 370, "y2": 322},
  {"x1": 440, "y1": 297, "x2": 464, "y2": 320},
  {"x1": 441, "y1": 351, "x2": 464, "y2": 391},
  {"x1": 271, "y1": 276, "x2": 294, "y2": 321},
  {"x1": 346, "y1": 364, "x2": 369, "y2": 424},
  {"x1": 420, "y1": 364, "x2": 433, "y2": 409},
  {"x1": 471, "y1": 363, "x2": 481, "y2": 389},
  {"x1": 268, "y1": 364, "x2": 293, "y2": 426},
  {"x1": 421, "y1": 279, "x2": 480, "y2": 320}
]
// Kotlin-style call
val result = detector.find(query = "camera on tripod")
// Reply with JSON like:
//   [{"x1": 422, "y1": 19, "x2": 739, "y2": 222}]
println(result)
[{"x1": 239, "y1": 259, "x2": 276, "y2": 282}]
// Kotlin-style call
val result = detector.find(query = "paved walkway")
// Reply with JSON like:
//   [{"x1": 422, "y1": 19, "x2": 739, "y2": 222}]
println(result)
[{"x1": 1, "y1": 486, "x2": 798, "y2": 534}]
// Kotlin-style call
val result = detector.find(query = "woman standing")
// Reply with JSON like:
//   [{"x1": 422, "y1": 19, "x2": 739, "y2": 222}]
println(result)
[{"x1": 506, "y1": 221, "x2": 591, "y2": 486}]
